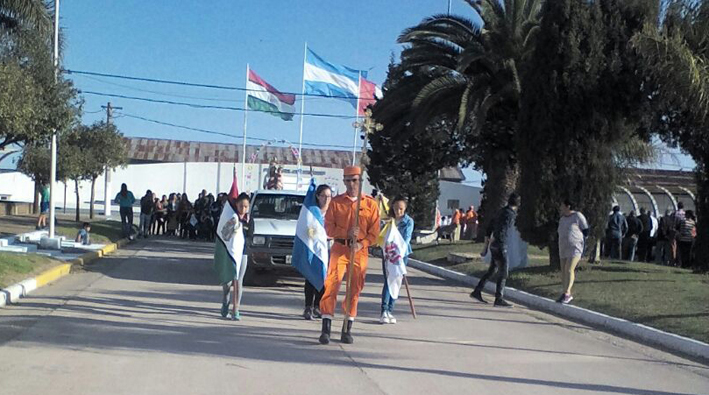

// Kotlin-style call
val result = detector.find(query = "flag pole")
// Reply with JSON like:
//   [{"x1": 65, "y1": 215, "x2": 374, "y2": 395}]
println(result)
[
  {"x1": 352, "y1": 72, "x2": 362, "y2": 166},
  {"x1": 242, "y1": 64, "x2": 249, "y2": 192},
  {"x1": 403, "y1": 275, "x2": 417, "y2": 319},
  {"x1": 297, "y1": 42, "x2": 308, "y2": 190}
]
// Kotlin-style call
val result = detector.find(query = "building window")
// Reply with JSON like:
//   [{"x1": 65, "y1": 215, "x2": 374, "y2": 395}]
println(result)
[{"x1": 447, "y1": 199, "x2": 459, "y2": 210}]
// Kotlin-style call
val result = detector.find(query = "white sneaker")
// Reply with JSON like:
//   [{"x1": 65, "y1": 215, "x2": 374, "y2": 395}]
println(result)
[
  {"x1": 379, "y1": 312, "x2": 390, "y2": 324},
  {"x1": 387, "y1": 311, "x2": 397, "y2": 324}
]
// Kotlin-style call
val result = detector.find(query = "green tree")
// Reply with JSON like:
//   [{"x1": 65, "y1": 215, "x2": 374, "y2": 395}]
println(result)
[
  {"x1": 371, "y1": 0, "x2": 543, "y2": 237},
  {"x1": 631, "y1": 0, "x2": 709, "y2": 270},
  {"x1": 82, "y1": 121, "x2": 128, "y2": 219},
  {"x1": 0, "y1": 26, "x2": 80, "y2": 151},
  {"x1": 516, "y1": 0, "x2": 658, "y2": 268}
]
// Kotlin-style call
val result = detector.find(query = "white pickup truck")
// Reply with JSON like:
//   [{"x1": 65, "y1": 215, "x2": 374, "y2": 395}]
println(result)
[{"x1": 246, "y1": 189, "x2": 306, "y2": 276}]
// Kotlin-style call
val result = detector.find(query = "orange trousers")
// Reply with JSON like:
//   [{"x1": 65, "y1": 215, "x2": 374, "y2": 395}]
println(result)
[{"x1": 319, "y1": 244, "x2": 369, "y2": 319}]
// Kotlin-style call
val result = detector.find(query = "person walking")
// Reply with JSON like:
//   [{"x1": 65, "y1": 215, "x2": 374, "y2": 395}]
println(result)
[
  {"x1": 605, "y1": 206, "x2": 627, "y2": 260},
  {"x1": 303, "y1": 184, "x2": 333, "y2": 320},
  {"x1": 556, "y1": 199, "x2": 589, "y2": 305},
  {"x1": 318, "y1": 166, "x2": 380, "y2": 345},
  {"x1": 678, "y1": 210, "x2": 696, "y2": 268},
  {"x1": 35, "y1": 183, "x2": 50, "y2": 230},
  {"x1": 380, "y1": 196, "x2": 414, "y2": 324},
  {"x1": 115, "y1": 183, "x2": 136, "y2": 239},
  {"x1": 220, "y1": 192, "x2": 251, "y2": 320},
  {"x1": 470, "y1": 193, "x2": 520, "y2": 308},
  {"x1": 139, "y1": 190, "x2": 155, "y2": 238},
  {"x1": 452, "y1": 209, "x2": 462, "y2": 242}
]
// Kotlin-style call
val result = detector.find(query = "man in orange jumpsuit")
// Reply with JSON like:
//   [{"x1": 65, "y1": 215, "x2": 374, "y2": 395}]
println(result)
[{"x1": 319, "y1": 165, "x2": 380, "y2": 345}]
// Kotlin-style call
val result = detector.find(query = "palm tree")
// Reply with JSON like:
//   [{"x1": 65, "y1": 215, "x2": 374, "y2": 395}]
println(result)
[
  {"x1": 380, "y1": 0, "x2": 543, "y2": 236},
  {"x1": 0, "y1": 0, "x2": 53, "y2": 37}
]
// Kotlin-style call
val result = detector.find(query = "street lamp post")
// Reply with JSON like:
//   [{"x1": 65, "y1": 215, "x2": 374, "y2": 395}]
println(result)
[{"x1": 48, "y1": 0, "x2": 60, "y2": 238}]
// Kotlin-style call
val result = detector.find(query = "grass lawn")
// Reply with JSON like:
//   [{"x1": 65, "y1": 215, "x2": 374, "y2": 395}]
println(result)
[
  {"x1": 412, "y1": 241, "x2": 709, "y2": 344},
  {"x1": 55, "y1": 220, "x2": 125, "y2": 244},
  {"x1": 0, "y1": 252, "x2": 64, "y2": 289}
]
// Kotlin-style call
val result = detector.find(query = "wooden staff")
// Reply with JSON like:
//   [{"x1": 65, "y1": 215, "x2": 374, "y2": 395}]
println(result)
[{"x1": 403, "y1": 275, "x2": 417, "y2": 319}]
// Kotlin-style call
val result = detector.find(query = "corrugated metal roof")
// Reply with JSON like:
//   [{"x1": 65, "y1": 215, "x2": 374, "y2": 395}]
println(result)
[{"x1": 124, "y1": 137, "x2": 358, "y2": 169}]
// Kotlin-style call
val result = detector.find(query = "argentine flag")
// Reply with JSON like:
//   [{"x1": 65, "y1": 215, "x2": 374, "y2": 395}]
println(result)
[
  {"x1": 304, "y1": 48, "x2": 367, "y2": 108},
  {"x1": 291, "y1": 178, "x2": 329, "y2": 291}
]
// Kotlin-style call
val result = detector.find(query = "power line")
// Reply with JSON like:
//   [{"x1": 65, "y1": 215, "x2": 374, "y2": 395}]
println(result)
[
  {"x1": 80, "y1": 90, "x2": 357, "y2": 119},
  {"x1": 65, "y1": 68, "x2": 375, "y2": 101},
  {"x1": 79, "y1": 74, "x2": 247, "y2": 103},
  {"x1": 119, "y1": 112, "x2": 355, "y2": 149}
]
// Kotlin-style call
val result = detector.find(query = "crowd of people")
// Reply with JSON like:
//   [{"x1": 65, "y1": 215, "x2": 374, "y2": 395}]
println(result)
[
  {"x1": 115, "y1": 184, "x2": 229, "y2": 242},
  {"x1": 437, "y1": 206, "x2": 478, "y2": 242},
  {"x1": 604, "y1": 201, "x2": 698, "y2": 268}
]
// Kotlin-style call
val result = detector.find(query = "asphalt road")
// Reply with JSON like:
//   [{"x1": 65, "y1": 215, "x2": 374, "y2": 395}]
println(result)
[{"x1": 1, "y1": 238, "x2": 708, "y2": 395}]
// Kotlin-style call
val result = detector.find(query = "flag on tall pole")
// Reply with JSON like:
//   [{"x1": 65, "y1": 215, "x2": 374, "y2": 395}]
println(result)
[
  {"x1": 247, "y1": 69, "x2": 296, "y2": 120},
  {"x1": 291, "y1": 178, "x2": 328, "y2": 290},
  {"x1": 358, "y1": 76, "x2": 383, "y2": 116},
  {"x1": 304, "y1": 48, "x2": 367, "y2": 108},
  {"x1": 214, "y1": 172, "x2": 246, "y2": 285}
]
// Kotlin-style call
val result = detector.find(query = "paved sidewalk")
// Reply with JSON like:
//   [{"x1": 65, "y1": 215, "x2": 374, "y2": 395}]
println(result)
[{"x1": 0, "y1": 237, "x2": 707, "y2": 395}]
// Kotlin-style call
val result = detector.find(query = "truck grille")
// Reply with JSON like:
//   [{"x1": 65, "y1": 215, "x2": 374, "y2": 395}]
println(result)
[{"x1": 270, "y1": 237, "x2": 294, "y2": 250}]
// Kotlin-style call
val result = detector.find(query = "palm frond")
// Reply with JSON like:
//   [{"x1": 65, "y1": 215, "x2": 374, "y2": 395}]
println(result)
[
  {"x1": 412, "y1": 75, "x2": 467, "y2": 109},
  {"x1": 0, "y1": 0, "x2": 52, "y2": 36}
]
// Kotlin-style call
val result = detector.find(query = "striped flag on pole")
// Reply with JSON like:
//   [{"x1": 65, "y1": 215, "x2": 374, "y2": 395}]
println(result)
[
  {"x1": 291, "y1": 178, "x2": 328, "y2": 290},
  {"x1": 247, "y1": 69, "x2": 296, "y2": 121},
  {"x1": 214, "y1": 173, "x2": 246, "y2": 284},
  {"x1": 304, "y1": 48, "x2": 367, "y2": 108}
]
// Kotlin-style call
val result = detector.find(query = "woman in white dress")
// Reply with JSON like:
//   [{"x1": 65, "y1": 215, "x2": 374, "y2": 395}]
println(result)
[{"x1": 557, "y1": 199, "x2": 589, "y2": 305}]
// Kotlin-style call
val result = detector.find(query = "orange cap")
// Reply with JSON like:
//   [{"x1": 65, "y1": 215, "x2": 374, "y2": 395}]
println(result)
[{"x1": 343, "y1": 166, "x2": 362, "y2": 176}]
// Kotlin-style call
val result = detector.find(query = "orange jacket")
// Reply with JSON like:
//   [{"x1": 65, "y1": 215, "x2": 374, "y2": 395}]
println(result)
[
  {"x1": 325, "y1": 194, "x2": 380, "y2": 248},
  {"x1": 466, "y1": 210, "x2": 477, "y2": 224},
  {"x1": 452, "y1": 210, "x2": 462, "y2": 225}
]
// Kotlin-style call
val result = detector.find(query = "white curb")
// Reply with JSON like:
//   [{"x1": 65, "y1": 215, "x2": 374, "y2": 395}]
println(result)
[{"x1": 408, "y1": 258, "x2": 709, "y2": 362}]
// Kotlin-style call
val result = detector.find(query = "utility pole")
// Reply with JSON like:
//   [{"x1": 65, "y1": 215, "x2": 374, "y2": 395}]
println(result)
[
  {"x1": 48, "y1": 0, "x2": 60, "y2": 238},
  {"x1": 101, "y1": 102, "x2": 122, "y2": 217}
]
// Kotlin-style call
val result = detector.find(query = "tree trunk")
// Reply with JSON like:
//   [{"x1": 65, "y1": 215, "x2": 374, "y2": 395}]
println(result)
[
  {"x1": 74, "y1": 179, "x2": 80, "y2": 222},
  {"x1": 476, "y1": 152, "x2": 519, "y2": 242},
  {"x1": 694, "y1": 162, "x2": 709, "y2": 271},
  {"x1": 548, "y1": 232, "x2": 561, "y2": 270},
  {"x1": 587, "y1": 238, "x2": 602, "y2": 264},
  {"x1": 89, "y1": 177, "x2": 96, "y2": 219}
]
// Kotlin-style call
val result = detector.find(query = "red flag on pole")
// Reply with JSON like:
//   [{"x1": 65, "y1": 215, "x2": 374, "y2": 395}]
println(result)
[{"x1": 358, "y1": 77, "x2": 382, "y2": 116}]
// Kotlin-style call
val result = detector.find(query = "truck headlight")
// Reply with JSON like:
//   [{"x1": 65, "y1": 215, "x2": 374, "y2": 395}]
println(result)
[{"x1": 252, "y1": 236, "x2": 266, "y2": 245}]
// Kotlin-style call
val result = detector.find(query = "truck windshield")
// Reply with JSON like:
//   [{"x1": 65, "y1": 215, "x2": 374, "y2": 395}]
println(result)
[{"x1": 251, "y1": 194, "x2": 305, "y2": 220}]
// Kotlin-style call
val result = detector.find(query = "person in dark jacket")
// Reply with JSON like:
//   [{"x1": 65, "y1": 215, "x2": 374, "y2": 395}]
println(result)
[
  {"x1": 624, "y1": 211, "x2": 644, "y2": 261},
  {"x1": 606, "y1": 206, "x2": 627, "y2": 260},
  {"x1": 637, "y1": 208, "x2": 652, "y2": 262},
  {"x1": 469, "y1": 193, "x2": 520, "y2": 308}
]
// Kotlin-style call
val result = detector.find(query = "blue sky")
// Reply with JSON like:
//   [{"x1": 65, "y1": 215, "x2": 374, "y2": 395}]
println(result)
[
  {"x1": 55, "y1": 0, "x2": 494, "y2": 184},
  {"x1": 2, "y1": 0, "x2": 696, "y2": 179}
]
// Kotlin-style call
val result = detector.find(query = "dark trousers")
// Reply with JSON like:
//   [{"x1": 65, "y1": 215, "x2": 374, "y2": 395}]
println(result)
[
  {"x1": 608, "y1": 236, "x2": 622, "y2": 260},
  {"x1": 119, "y1": 207, "x2": 133, "y2": 237},
  {"x1": 637, "y1": 234, "x2": 650, "y2": 262},
  {"x1": 678, "y1": 241, "x2": 694, "y2": 268},
  {"x1": 304, "y1": 280, "x2": 323, "y2": 308},
  {"x1": 474, "y1": 245, "x2": 508, "y2": 299},
  {"x1": 624, "y1": 236, "x2": 638, "y2": 261}
]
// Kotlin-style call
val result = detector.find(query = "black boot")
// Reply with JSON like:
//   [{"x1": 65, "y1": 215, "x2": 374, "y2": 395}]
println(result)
[
  {"x1": 319, "y1": 318, "x2": 331, "y2": 345},
  {"x1": 470, "y1": 288, "x2": 488, "y2": 304},
  {"x1": 340, "y1": 319, "x2": 354, "y2": 344}
]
